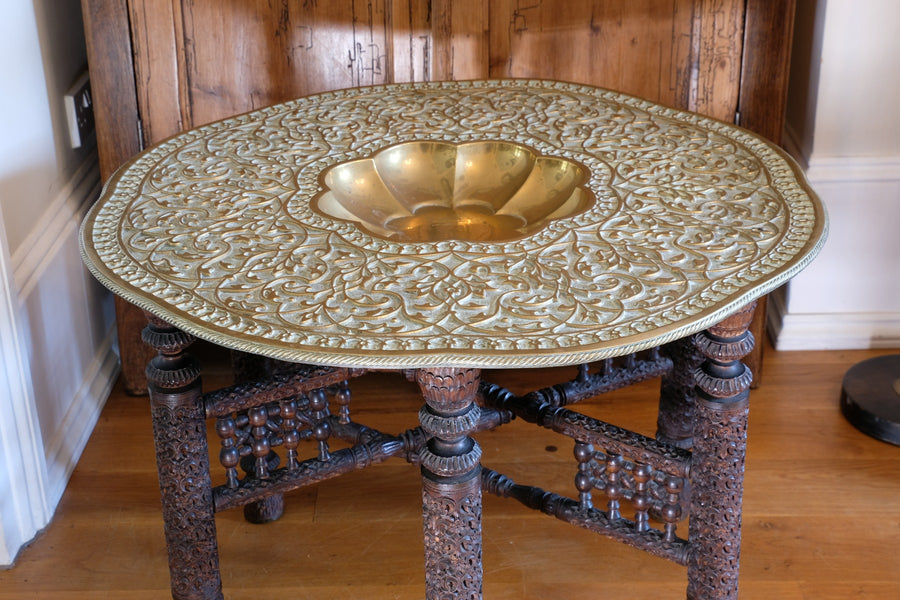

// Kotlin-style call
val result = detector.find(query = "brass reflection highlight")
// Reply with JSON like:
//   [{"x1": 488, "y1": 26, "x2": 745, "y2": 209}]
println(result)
[{"x1": 315, "y1": 141, "x2": 594, "y2": 242}]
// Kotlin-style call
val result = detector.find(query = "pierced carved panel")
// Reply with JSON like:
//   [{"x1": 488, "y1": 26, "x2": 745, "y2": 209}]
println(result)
[
  {"x1": 422, "y1": 485, "x2": 483, "y2": 600},
  {"x1": 575, "y1": 444, "x2": 689, "y2": 542}
]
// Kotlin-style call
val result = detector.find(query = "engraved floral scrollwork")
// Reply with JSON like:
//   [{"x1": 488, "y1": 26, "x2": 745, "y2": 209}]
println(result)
[{"x1": 83, "y1": 79, "x2": 826, "y2": 368}]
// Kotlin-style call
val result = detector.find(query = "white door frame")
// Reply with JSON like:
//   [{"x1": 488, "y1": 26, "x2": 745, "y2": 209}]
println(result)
[{"x1": 0, "y1": 207, "x2": 50, "y2": 565}]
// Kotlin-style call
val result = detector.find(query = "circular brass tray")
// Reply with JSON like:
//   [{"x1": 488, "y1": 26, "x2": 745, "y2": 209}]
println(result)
[{"x1": 81, "y1": 79, "x2": 827, "y2": 368}]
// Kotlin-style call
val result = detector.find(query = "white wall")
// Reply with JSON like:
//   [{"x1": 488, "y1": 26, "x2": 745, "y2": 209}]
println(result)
[
  {"x1": 0, "y1": 0, "x2": 118, "y2": 564},
  {"x1": 772, "y1": 0, "x2": 900, "y2": 349}
]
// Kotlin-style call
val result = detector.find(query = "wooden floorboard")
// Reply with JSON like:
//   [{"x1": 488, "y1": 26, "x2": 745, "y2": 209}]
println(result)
[{"x1": 2, "y1": 345, "x2": 898, "y2": 599}]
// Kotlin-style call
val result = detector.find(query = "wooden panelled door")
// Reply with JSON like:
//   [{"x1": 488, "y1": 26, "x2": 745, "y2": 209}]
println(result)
[{"x1": 82, "y1": 0, "x2": 796, "y2": 393}]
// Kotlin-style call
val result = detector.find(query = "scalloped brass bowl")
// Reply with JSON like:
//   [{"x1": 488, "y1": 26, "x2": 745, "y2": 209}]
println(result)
[{"x1": 315, "y1": 141, "x2": 593, "y2": 242}]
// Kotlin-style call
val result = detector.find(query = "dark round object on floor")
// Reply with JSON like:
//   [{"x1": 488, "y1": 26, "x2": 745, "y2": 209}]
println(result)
[{"x1": 840, "y1": 355, "x2": 900, "y2": 445}]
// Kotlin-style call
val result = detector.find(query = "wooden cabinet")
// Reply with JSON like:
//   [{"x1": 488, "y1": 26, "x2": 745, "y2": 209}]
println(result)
[{"x1": 83, "y1": 0, "x2": 795, "y2": 393}]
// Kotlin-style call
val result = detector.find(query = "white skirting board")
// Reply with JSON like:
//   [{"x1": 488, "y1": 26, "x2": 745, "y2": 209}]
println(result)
[
  {"x1": 768, "y1": 287, "x2": 900, "y2": 351},
  {"x1": 774, "y1": 126, "x2": 900, "y2": 351},
  {"x1": 43, "y1": 327, "x2": 119, "y2": 510}
]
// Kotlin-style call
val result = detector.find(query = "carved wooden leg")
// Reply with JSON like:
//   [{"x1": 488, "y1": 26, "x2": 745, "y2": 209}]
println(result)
[
  {"x1": 657, "y1": 337, "x2": 705, "y2": 449},
  {"x1": 416, "y1": 368, "x2": 483, "y2": 600},
  {"x1": 143, "y1": 314, "x2": 223, "y2": 600},
  {"x1": 687, "y1": 302, "x2": 756, "y2": 600}
]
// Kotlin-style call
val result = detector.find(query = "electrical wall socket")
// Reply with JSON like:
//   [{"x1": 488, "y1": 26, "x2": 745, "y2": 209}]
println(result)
[{"x1": 64, "y1": 70, "x2": 94, "y2": 149}]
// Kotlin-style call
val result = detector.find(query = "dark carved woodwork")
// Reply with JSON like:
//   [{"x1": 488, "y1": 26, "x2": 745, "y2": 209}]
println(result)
[
  {"x1": 211, "y1": 360, "x2": 355, "y2": 524},
  {"x1": 213, "y1": 428, "x2": 424, "y2": 512},
  {"x1": 309, "y1": 389, "x2": 333, "y2": 462},
  {"x1": 480, "y1": 382, "x2": 692, "y2": 479},
  {"x1": 529, "y1": 351, "x2": 672, "y2": 407},
  {"x1": 687, "y1": 397, "x2": 749, "y2": 599},
  {"x1": 135, "y1": 308, "x2": 764, "y2": 599},
  {"x1": 203, "y1": 365, "x2": 361, "y2": 418},
  {"x1": 212, "y1": 401, "x2": 511, "y2": 514},
  {"x1": 230, "y1": 356, "x2": 282, "y2": 523},
  {"x1": 143, "y1": 314, "x2": 223, "y2": 600},
  {"x1": 657, "y1": 337, "x2": 706, "y2": 448},
  {"x1": 687, "y1": 302, "x2": 757, "y2": 599},
  {"x1": 482, "y1": 467, "x2": 689, "y2": 565},
  {"x1": 416, "y1": 368, "x2": 484, "y2": 600},
  {"x1": 421, "y1": 483, "x2": 482, "y2": 600},
  {"x1": 479, "y1": 365, "x2": 696, "y2": 560}
]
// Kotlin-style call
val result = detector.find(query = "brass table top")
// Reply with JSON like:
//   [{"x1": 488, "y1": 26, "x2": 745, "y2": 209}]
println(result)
[{"x1": 81, "y1": 79, "x2": 826, "y2": 369}]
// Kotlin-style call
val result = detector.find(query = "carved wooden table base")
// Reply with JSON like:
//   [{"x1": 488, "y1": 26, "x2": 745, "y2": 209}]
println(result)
[{"x1": 141, "y1": 304, "x2": 757, "y2": 600}]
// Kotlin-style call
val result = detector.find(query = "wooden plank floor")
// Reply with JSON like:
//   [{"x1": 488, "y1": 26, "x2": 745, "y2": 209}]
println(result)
[{"x1": 2, "y1": 345, "x2": 899, "y2": 599}]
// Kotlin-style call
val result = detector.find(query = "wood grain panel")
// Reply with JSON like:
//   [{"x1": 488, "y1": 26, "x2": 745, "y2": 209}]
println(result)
[
  {"x1": 128, "y1": 0, "x2": 184, "y2": 143},
  {"x1": 487, "y1": 0, "x2": 744, "y2": 121},
  {"x1": 387, "y1": 0, "x2": 433, "y2": 82},
  {"x1": 82, "y1": 0, "x2": 156, "y2": 395},
  {"x1": 176, "y1": 0, "x2": 391, "y2": 127},
  {"x1": 81, "y1": 0, "x2": 142, "y2": 179},
  {"x1": 737, "y1": 0, "x2": 797, "y2": 386},
  {"x1": 738, "y1": 0, "x2": 797, "y2": 143},
  {"x1": 687, "y1": 0, "x2": 746, "y2": 121},
  {"x1": 488, "y1": 0, "x2": 695, "y2": 108},
  {"x1": 431, "y1": 0, "x2": 490, "y2": 80}
]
